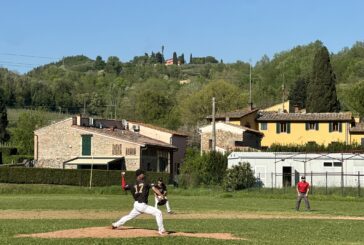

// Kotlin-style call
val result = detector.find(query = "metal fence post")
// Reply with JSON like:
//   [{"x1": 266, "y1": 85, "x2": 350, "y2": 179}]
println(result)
[
  {"x1": 341, "y1": 171, "x2": 344, "y2": 196},
  {"x1": 310, "y1": 171, "x2": 313, "y2": 195},
  {"x1": 358, "y1": 171, "x2": 361, "y2": 197},
  {"x1": 325, "y1": 171, "x2": 328, "y2": 195},
  {"x1": 271, "y1": 172, "x2": 273, "y2": 193}
]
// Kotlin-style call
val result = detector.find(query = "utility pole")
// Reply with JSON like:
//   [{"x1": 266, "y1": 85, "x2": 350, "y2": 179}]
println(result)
[
  {"x1": 212, "y1": 97, "x2": 216, "y2": 152},
  {"x1": 249, "y1": 61, "x2": 253, "y2": 110},
  {"x1": 83, "y1": 97, "x2": 86, "y2": 116}
]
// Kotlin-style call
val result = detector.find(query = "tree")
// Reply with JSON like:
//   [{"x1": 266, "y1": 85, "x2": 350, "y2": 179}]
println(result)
[
  {"x1": 178, "y1": 80, "x2": 245, "y2": 126},
  {"x1": 155, "y1": 52, "x2": 164, "y2": 64},
  {"x1": 189, "y1": 53, "x2": 193, "y2": 64},
  {"x1": 105, "y1": 56, "x2": 122, "y2": 74},
  {"x1": 178, "y1": 53, "x2": 185, "y2": 65},
  {"x1": 94, "y1": 56, "x2": 106, "y2": 70},
  {"x1": 288, "y1": 78, "x2": 307, "y2": 110},
  {"x1": 180, "y1": 148, "x2": 227, "y2": 187},
  {"x1": 172, "y1": 52, "x2": 178, "y2": 65},
  {"x1": 306, "y1": 46, "x2": 340, "y2": 112},
  {"x1": 223, "y1": 162, "x2": 256, "y2": 191},
  {"x1": 0, "y1": 90, "x2": 10, "y2": 143},
  {"x1": 12, "y1": 110, "x2": 47, "y2": 154}
]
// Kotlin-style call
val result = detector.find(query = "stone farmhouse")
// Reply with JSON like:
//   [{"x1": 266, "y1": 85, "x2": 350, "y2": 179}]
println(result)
[{"x1": 34, "y1": 116, "x2": 187, "y2": 176}]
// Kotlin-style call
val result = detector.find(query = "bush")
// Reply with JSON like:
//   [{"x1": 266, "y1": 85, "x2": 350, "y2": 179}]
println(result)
[
  {"x1": 267, "y1": 142, "x2": 364, "y2": 153},
  {"x1": 0, "y1": 168, "x2": 169, "y2": 187},
  {"x1": 2, "y1": 155, "x2": 33, "y2": 164},
  {"x1": 223, "y1": 162, "x2": 256, "y2": 191},
  {"x1": 180, "y1": 148, "x2": 227, "y2": 187}
]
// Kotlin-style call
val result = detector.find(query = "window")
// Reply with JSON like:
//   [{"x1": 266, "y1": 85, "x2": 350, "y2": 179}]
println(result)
[
  {"x1": 306, "y1": 122, "x2": 319, "y2": 131},
  {"x1": 276, "y1": 122, "x2": 290, "y2": 134},
  {"x1": 112, "y1": 144, "x2": 122, "y2": 155},
  {"x1": 81, "y1": 135, "x2": 92, "y2": 156},
  {"x1": 260, "y1": 123, "x2": 267, "y2": 130},
  {"x1": 323, "y1": 162, "x2": 332, "y2": 167},
  {"x1": 329, "y1": 122, "x2": 342, "y2": 132},
  {"x1": 208, "y1": 139, "x2": 212, "y2": 149},
  {"x1": 334, "y1": 162, "x2": 342, "y2": 167},
  {"x1": 126, "y1": 147, "x2": 136, "y2": 156}
]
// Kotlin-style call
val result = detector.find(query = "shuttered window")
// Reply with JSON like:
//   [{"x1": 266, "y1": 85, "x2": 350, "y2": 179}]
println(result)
[
  {"x1": 81, "y1": 135, "x2": 92, "y2": 156},
  {"x1": 276, "y1": 122, "x2": 290, "y2": 134},
  {"x1": 329, "y1": 122, "x2": 342, "y2": 132}
]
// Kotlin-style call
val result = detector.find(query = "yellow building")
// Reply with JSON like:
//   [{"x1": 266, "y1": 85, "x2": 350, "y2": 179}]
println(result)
[
  {"x1": 262, "y1": 101, "x2": 290, "y2": 113},
  {"x1": 256, "y1": 111, "x2": 362, "y2": 147},
  {"x1": 203, "y1": 102, "x2": 364, "y2": 151},
  {"x1": 349, "y1": 123, "x2": 364, "y2": 145}
]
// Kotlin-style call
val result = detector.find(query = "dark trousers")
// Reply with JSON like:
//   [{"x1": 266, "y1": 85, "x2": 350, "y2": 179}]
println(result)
[{"x1": 296, "y1": 193, "x2": 310, "y2": 210}]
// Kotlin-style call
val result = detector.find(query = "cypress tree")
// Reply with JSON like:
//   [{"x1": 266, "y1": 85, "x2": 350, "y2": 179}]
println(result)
[
  {"x1": 172, "y1": 52, "x2": 178, "y2": 65},
  {"x1": 0, "y1": 90, "x2": 10, "y2": 143},
  {"x1": 189, "y1": 53, "x2": 193, "y2": 64},
  {"x1": 306, "y1": 46, "x2": 340, "y2": 112},
  {"x1": 288, "y1": 78, "x2": 307, "y2": 110}
]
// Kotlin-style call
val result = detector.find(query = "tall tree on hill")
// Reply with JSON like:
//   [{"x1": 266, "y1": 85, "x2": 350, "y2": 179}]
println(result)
[
  {"x1": 288, "y1": 78, "x2": 307, "y2": 110},
  {"x1": 105, "y1": 56, "x2": 122, "y2": 74},
  {"x1": 178, "y1": 53, "x2": 185, "y2": 65},
  {"x1": 189, "y1": 54, "x2": 193, "y2": 64},
  {"x1": 306, "y1": 46, "x2": 340, "y2": 112},
  {"x1": 0, "y1": 90, "x2": 10, "y2": 143},
  {"x1": 173, "y1": 52, "x2": 178, "y2": 65},
  {"x1": 94, "y1": 56, "x2": 106, "y2": 70},
  {"x1": 155, "y1": 52, "x2": 164, "y2": 64}
]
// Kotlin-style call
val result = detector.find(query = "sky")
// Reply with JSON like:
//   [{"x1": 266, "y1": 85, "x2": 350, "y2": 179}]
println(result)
[{"x1": 1, "y1": 0, "x2": 364, "y2": 73}]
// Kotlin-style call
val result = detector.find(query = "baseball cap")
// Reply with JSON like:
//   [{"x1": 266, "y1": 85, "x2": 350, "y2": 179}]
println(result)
[
  {"x1": 301, "y1": 176, "x2": 306, "y2": 179},
  {"x1": 135, "y1": 169, "x2": 145, "y2": 177}
]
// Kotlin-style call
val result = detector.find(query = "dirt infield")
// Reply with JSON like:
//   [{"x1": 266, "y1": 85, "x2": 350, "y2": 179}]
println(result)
[
  {"x1": 2, "y1": 210, "x2": 364, "y2": 221},
  {"x1": 16, "y1": 226, "x2": 243, "y2": 240}
]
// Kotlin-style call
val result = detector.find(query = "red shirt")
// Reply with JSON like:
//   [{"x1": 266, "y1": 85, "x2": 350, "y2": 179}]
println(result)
[{"x1": 297, "y1": 181, "x2": 309, "y2": 193}]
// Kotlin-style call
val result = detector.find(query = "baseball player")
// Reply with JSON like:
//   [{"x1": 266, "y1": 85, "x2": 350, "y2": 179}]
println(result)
[
  {"x1": 154, "y1": 177, "x2": 173, "y2": 214},
  {"x1": 112, "y1": 169, "x2": 167, "y2": 235},
  {"x1": 296, "y1": 176, "x2": 311, "y2": 211}
]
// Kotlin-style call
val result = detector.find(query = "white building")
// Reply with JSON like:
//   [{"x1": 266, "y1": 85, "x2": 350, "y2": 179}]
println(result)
[{"x1": 228, "y1": 152, "x2": 364, "y2": 188}]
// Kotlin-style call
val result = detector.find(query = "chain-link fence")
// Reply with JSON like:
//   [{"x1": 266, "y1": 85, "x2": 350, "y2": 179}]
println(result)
[{"x1": 255, "y1": 171, "x2": 364, "y2": 196}]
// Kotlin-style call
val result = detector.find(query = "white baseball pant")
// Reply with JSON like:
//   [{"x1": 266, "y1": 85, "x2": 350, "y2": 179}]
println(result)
[{"x1": 113, "y1": 201, "x2": 165, "y2": 232}]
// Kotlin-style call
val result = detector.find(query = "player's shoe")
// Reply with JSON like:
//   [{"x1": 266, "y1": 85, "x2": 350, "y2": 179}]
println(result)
[
  {"x1": 167, "y1": 211, "x2": 174, "y2": 215},
  {"x1": 111, "y1": 223, "x2": 118, "y2": 229},
  {"x1": 158, "y1": 229, "x2": 167, "y2": 236}
]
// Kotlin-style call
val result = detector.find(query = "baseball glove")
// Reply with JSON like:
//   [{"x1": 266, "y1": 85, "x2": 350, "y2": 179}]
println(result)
[{"x1": 157, "y1": 198, "x2": 167, "y2": 206}]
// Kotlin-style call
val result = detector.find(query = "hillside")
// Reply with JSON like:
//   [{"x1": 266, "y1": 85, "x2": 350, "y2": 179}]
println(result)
[{"x1": 1, "y1": 40, "x2": 364, "y2": 131}]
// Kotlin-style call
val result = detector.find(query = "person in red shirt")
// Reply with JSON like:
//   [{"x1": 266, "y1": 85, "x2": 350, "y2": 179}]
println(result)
[{"x1": 296, "y1": 176, "x2": 311, "y2": 211}]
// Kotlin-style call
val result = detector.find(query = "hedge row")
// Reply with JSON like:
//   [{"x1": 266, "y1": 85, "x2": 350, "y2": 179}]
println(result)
[{"x1": 0, "y1": 168, "x2": 170, "y2": 187}]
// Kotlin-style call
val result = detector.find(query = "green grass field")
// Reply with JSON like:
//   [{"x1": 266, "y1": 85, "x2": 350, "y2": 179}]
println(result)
[{"x1": 0, "y1": 184, "x2": 364, "y2": 244}]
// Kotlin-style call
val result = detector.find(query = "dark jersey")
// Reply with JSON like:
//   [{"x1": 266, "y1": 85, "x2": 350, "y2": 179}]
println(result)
[
  {"x1": 125, "y1": 180, "x2": 154, "y2": 204},
  {"x1": 155, "y1": 183, "x2": 167, "y2": 196}
]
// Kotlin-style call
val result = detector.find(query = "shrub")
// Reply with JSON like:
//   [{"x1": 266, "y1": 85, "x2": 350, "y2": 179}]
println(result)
[
  {"x1": 180, "y1": 148, "x2": 227, "y2": 187},
  {"x1": 0, "y1": 168, "x2": 169, "y2": 187},
  {"x1": 223, "y1": 162, "x2": 256, "y2": 191}
]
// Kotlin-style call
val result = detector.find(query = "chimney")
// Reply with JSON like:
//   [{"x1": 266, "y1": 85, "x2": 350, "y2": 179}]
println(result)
[
  {"x1": 76, "y1": 115, "x2": 81, "y2": 126},
  {"x1": 294, "y1": 104, "x2": 300, "y2": 113}
]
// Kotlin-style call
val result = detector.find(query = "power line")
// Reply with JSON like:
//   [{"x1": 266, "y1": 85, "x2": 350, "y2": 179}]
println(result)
[
  {"x1": 0, "y1": 60, "x2": 42, "y2": 66},
  {"x1": 0, "y1": 52, "x2": 60, "y2": 60},
  {"x1": 0, "y1": 64, "x2": 35, "y2": 68}
]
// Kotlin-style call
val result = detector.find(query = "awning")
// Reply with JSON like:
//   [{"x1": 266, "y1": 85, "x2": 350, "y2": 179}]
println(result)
[{"x1": 63, "y1": 156, "x2": 124, "y2": 168}]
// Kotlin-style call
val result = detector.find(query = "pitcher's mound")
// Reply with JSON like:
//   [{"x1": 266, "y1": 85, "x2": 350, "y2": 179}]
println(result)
[{"x1": 16, "y1": 226, "x2": 243, "y2": 240}]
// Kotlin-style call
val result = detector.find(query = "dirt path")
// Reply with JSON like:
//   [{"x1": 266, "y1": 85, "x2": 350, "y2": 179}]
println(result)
[
  {"x1": 16, "y1": 226, "x2": 244, "y2": 240},
  {"x1": 2, "y1": 210, "x2": 364, "y2": 221}
]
